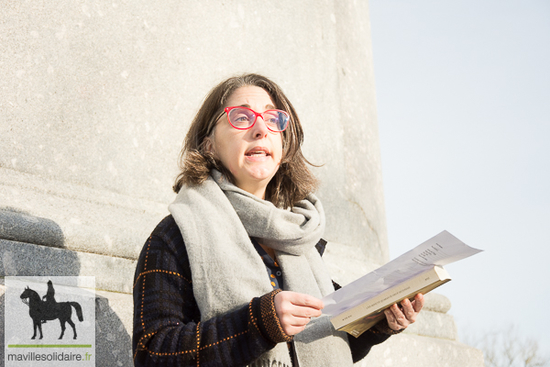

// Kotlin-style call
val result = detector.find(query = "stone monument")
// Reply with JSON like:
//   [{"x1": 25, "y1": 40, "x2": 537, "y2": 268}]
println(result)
[{"x1": 0, "y1": 1, "x2": 483, "y2": 366}]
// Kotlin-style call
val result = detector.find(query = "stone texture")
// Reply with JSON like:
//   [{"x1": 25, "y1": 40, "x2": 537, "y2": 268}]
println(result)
[
  {"x1": 403, "y1": 310, "x2": 457, "y2": 341},
  {"x1": 0, "y1": 239, "x2": 136, "y2": 294},
  {"x1": 0, "y1": 169, "x2": 167, "y2": 259},
  {"x1": 360, "y1": 333, "x2": 484, "y2": 367},
  {"x1": 94, "y1": 290, "x2": 133, "y2": 367},
  {"x1": 0, "y1": 0, "x2": 387, "y2": 266},
  {"x1": 423, "y1": 292, "x2": 453, "y2": 314}
]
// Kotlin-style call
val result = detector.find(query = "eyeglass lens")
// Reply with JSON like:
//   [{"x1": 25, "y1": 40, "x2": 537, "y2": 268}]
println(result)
[{"x1": 228, "y1": 107, "x2": 289, "y2": 131}]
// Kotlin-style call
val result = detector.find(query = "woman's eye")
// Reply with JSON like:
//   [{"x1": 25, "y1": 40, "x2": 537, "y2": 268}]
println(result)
[
  {"x1": 264, "y1": 113, "x2": 279, "y2": 124},
  {"x1": 234, "y1": 114, "x2": 250, "y2": 123}
]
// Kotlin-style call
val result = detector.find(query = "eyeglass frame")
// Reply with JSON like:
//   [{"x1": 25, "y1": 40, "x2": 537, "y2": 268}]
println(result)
[{"x1": 219, "y1": 106, "x2": 290, "y2": 132}]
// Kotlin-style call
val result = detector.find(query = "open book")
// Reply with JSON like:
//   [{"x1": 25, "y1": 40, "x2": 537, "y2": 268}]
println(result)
[{"x1": 321, "y1": 231, "x2": 482, "y2": 337}]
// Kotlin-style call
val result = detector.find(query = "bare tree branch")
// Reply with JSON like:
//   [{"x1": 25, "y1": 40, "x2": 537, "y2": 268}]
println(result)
[{"x1": 461, "y1": 325, "x2": 550, "y2": 367}]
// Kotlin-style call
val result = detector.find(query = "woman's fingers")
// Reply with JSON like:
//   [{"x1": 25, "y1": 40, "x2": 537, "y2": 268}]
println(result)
[
  {"x1": 400, "y1": 298, "x2": 417, "y2": 323},
  {"x1": 392, "y1": 303, "x2": 409, "y2": 327},
  {"x1": 384, "y1": 305, "x2": 405, "y2": 330},
  {"x1": 384, "y1": 293, "x2": 424, "y2": 331},
  {"x1": 412, "y1": 293, "x2": 424, "y2": 312},
  {"x1": 274, "y1": 291, "x2": 324, "y2": 336}
]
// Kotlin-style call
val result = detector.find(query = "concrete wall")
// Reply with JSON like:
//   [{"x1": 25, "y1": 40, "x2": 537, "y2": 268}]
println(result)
[
  {"x1": 1, "y1": 0, "x2": 388, "y2": 272},
  {"x1": 0, "y1": 1, "x2": 483, "y2": 366}
]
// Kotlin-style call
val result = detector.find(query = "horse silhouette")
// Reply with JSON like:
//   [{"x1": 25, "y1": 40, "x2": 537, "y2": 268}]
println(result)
[{"x1": 20, "y1": 282, "x2": 84, "y2": 340}]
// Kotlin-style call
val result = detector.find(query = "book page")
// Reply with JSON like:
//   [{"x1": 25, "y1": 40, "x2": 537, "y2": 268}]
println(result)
[{"x1": 322, "y1": 230, "x2": 482, "y2": 317}]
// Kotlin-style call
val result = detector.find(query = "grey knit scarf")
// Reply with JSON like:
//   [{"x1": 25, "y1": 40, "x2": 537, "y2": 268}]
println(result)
[{"x1": 169, "y1": 170, "x2": 353, "y2": 367}]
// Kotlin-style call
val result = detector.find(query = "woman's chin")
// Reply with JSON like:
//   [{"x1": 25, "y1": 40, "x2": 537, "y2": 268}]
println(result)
[
  {"x1": 249, "y1": 166, "x2": 279, "y2": 181},
  {"x1": 234, "y1": 167, "x2": 278, "y2": 193}
]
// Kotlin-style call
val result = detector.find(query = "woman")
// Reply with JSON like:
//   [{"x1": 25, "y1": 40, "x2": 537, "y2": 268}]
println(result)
[{"x1": 132, "y1": 73, "x2": 423, "y2": 367}]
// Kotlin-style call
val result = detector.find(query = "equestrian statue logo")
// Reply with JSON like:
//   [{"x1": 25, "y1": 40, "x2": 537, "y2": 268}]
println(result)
[{"x1": 19, "y1": 280, "x2": 84, "y2": 340}]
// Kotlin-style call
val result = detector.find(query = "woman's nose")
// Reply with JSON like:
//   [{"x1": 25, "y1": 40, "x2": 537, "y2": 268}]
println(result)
[{"x1": 250, "y1": 116, "x2": 269, "y2": 139}]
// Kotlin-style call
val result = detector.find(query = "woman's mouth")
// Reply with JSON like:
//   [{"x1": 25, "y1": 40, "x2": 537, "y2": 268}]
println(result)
[{"x1": 245, "y1": 147, "x2": 271, "y2": 157}]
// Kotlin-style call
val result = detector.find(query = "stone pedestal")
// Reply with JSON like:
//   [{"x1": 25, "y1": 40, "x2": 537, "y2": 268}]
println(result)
[
  {"x1": 358, "y1": 293, "x2": 484, "y2": 366},
  {"x1": 0, "y1": 1, "x2": 482, "y2": 366}
]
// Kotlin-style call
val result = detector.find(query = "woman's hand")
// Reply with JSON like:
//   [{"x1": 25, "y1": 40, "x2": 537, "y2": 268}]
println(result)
[
  {"x1": 384, "y1": 293, "x2": 424, "y2": 331},
  {"x1": 274, "y1": 291, "x2": 324, "y2": 336}
]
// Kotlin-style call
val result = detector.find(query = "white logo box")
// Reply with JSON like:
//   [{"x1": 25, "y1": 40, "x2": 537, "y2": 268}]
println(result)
[{"x1": 4, "y1": 276, "x2": 95, "y2": 366}]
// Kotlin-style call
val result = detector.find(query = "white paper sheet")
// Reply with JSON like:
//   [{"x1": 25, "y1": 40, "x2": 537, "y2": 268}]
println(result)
[{"x1": 321, "y1": 230, "x2": 482, "y2": 317}]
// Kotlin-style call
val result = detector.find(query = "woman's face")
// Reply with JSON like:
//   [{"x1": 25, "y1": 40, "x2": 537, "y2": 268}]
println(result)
[{"x1": 208, "y1": 85, "x2": 283, "y2": 199}]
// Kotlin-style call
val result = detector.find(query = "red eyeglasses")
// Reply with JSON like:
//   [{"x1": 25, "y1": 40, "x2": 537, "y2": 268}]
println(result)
[{"x1": 224, "y1": 106, "x2": 290, "y2": 132}]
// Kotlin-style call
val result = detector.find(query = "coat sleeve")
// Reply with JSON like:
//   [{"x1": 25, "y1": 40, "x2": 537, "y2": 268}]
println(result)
[{"x1": 132, "y1": 216, "x2": 291, "y2": 367}]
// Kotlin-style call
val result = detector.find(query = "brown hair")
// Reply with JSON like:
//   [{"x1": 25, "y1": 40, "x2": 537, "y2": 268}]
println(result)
[{"x1": 173, "y1": 73, "x2": 318, "y2": 208}]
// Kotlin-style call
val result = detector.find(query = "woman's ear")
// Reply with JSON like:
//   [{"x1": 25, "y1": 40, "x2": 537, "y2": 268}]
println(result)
[{"x1": 203, "y1": 135, "x2": 215, "y2": 155}]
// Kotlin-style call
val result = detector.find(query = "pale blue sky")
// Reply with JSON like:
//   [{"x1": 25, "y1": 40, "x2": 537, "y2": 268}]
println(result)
[{"x1": 369, "y1": 0, "x2": 550, "y2": 354}]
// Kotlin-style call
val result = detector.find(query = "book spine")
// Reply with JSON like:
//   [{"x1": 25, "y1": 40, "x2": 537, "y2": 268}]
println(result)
[
  {"x1": 330, "y1": 266, "x2": 449, "y2": 330},
  {"x1": 338, "y1": 278, "x2": 451, "y2": 337}
]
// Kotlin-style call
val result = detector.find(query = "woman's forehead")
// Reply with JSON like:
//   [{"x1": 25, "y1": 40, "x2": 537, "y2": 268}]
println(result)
[{"x1": 226, "y1": 86, "x2": 275, "y2": 109}]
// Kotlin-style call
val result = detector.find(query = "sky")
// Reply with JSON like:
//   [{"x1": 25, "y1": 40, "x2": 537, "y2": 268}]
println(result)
[{"x1": 369, "y1": 0, "x2": 550, "y2": 355}]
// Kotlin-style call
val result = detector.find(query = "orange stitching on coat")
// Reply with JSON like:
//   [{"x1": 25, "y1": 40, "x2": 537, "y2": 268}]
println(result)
[
  {"x1": 196, "y1": 322, "x2": 201, "y2": 367},
  {"x1": 135, "y1": 331, "x2": 197, "y2": 357},
  {"x1": 269, "y1": 290, "x2": 288, "y2": 339},
  {"x1": 198, "y1": 330, "x2": 248, "y2": 350},
  {"x1": 248, "y1": 300, "x2": 260, "y2": 332},
  {"x1": 133, "y1": 269, "x2": 191, "y2": 289},
  {"x1": 135, "y1": 326, "x2": 249, "y2": 359},
  {"x1": 139, "y1": 237, "x2": 152, "y2": 334}
]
